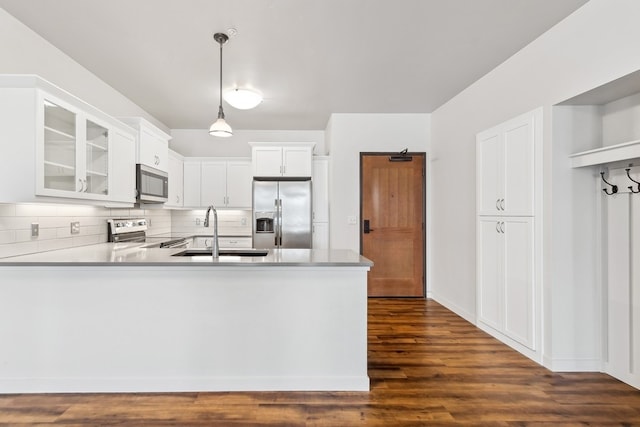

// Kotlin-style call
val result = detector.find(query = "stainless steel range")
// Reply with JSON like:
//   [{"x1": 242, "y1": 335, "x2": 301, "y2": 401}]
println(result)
[
  {"x1": 107, "y1": 218, "x2": 149, "y2": 243},
  {"x1": 107, "y1": 218, "x2": 190, "y2": 248}
]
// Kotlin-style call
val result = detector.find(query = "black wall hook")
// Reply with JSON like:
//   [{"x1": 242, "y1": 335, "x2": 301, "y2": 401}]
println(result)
[
  {"x1": 600, "y1": 172, "x2": 618, "y2": 195},
  {"x1": 625, "y1": 168, "x2": 640, "y2": 194}
]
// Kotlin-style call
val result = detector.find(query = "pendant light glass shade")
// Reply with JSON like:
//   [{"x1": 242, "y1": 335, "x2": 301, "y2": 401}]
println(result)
[
  {"x1": 210, "y1": 32, "x2": 232, "y2": 138},
  {"x1": 223, "y1": 88, "x2": 263, "y2": 110},
  {"x1": 209, "y1": 111, "x2": 233, "y2": 137}
]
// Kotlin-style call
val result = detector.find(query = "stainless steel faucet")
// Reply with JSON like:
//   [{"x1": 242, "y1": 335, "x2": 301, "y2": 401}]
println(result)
[{"x1": 204, "y1": 205, "x2": 220, "y2": 258}]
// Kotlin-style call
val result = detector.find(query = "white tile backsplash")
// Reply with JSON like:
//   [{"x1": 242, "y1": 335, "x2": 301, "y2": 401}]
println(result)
[
  {"x1": 0, "y1": 203, "x2": 172, "y2": 258},
  {"x1": 171, "y1": 209, "x2": 252, "y2": 236}
]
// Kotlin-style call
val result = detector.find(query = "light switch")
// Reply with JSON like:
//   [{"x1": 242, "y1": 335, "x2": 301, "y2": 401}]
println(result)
[{"x1": 347, "y1": 215, "x2": 358, "y2": 225}]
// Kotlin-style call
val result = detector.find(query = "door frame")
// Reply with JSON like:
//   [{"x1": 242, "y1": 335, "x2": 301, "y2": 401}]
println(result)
[{"x1": 359, "y1": 151, "x2": 427, "y2": 297}]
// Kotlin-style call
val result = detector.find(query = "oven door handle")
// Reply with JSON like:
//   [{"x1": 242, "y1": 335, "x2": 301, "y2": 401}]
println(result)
[{"x1": 160, "y1": 239, "x2": 189, "y2": 249}]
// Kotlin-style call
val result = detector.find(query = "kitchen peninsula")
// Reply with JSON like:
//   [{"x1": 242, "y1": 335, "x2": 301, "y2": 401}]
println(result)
[{"x1": 0, "y1": 245, "x2": 372, "y2": 393}]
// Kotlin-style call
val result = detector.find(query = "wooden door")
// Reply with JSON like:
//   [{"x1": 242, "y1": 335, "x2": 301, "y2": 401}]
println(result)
[{"x1": 361, "y1": 153, "x2": 425, "y2": 297}]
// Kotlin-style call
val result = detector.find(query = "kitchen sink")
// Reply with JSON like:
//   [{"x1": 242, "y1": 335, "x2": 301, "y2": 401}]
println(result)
[{"x1": 172, "y1": 248, "x2": 269, "y2": 257}]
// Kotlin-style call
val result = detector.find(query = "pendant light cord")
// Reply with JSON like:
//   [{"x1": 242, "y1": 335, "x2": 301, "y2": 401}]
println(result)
[{"x1": 218, "y1": 37, "x2": 224, "y2": 119}]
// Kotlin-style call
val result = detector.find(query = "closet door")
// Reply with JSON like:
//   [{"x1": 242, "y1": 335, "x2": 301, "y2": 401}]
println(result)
[
  {"x1": 477, "y1": 130, "x2": 502, "y2": 216},
  {"x1": 477, "y1": 217, "x2": 503, "y2": 331},
  {"x1": 503, "y1": 116, "x2": 535, "y2": 216},
  {"x1": 503, "y1": 217, "x2": 535, "y2": 350}
]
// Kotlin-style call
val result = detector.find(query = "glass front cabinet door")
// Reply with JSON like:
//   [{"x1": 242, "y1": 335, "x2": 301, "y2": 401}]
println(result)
[{"x1": 38, "y1": 94, "x2": 109, "y2": 200}]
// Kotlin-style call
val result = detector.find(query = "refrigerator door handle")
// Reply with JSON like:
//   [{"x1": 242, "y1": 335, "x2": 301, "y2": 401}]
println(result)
[
  {"x1": 274, "y1": 199, "x2": 279, "y2": 246},
  {"x1": 278, "y1": 198, "x2": 283, "y2": 246}
]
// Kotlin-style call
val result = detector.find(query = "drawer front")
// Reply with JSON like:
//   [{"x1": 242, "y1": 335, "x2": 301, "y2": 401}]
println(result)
[
  {"x1": 192, "y1": 236, "x2": 252, "y2": 249},
  {"x1": 219, "y1": 237, "x2": 252, "y2": 249}
]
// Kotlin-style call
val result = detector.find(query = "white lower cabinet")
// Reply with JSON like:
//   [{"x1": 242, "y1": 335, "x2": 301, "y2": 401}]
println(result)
[
  {"x1": 477, "y1": 216, "x2": 535, "y2": 351},
  {"x1": 191, "y1": 236, "x2": 252, "y2": 249}
]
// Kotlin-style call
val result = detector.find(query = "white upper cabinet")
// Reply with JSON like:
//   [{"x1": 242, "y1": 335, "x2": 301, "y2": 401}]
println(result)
[
  {"x1": 182, "y1": 158, "x2": 252, "y2": 209},
  {"x1": 0, "y1": 75, "x2": 137, "y2": 205},
  {"x1": 477, "y1": 109, "x2": 539, "y2": 216},
  {"x1": 250, "y1": 142, "x2": 315, "y2": 177},
  {"x1": 200, "y1": 161, "x2": 227, "y2": 207},
  {"x1": 166, "y1": 149, "x2": 184, "y2": 208},
  {"x1": 109, "y1": 128, "x2": 136, "y2": 204},
  {"x1": 182, "y1": 160, "x2": 201, "y2": 208},
  {"x1": 118, "y1": 117, "x2": 171, "y2": 172},
  {"x1": 225, "y1": 161, "x2": 253, "y2": 207}
]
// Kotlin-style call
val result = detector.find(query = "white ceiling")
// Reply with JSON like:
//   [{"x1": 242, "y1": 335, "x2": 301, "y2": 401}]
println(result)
[{"x1": 0, "y1": 0, "x2": 588, "y2": 131}]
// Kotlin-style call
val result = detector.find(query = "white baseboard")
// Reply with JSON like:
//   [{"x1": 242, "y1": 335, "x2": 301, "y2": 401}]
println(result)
[
  {"x1": 543, "y1": 356, "x2": 601, "y2": 372},
  {"x1": 430, "y1": 292, "x2": 476, "y2": 325}
]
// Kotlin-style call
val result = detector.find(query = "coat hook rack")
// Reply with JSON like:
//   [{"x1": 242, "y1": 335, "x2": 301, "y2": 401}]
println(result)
[
  {"x1": 600, "y1": 171, "x2": 618, "y2": 195},
  {"x1": 625, "y1": 168, "x2": 640, "y2": 193}
]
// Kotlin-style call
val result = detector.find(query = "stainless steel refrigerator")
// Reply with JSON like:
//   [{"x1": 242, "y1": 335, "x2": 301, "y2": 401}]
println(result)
[{"x1": 252, "y1": 178, "x2": 312, "y2": 249}]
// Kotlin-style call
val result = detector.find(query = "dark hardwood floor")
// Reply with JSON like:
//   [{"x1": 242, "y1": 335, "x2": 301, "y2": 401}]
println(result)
[{"x1": 2, "y1": 298, "x2": 640, "y2": 426}]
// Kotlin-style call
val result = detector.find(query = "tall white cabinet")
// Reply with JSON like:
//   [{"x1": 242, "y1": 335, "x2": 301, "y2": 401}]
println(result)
[
  {"x1": 312, "y1": 157, "x2": 330, "y2": 249},
  {"x1": 476, "y1": 108, "x2": 542, "y2": 362}
]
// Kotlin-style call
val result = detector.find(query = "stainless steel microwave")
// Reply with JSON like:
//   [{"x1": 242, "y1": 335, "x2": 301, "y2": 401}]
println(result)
[{"x1": 136, "y1": 164, "x2": 168, "y2": 203}]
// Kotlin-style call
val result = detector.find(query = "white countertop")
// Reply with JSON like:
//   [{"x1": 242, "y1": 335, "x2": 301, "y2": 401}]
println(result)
[{"x1": 0, "y1": 243, "x2": 373, "y2": 267}]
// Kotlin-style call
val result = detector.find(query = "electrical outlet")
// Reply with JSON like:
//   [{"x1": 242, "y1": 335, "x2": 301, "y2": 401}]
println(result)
[
  {"x1": 241, "y1": 217, "x2": 247, "y2": 226},
  {"x1": 196, "y1": 218, "x2": 201, "y2": 225},
  {"x1": 70, "y1": 221, "x2": 80, "y2": 234},
  {"x1": 31, "y1": 223, "x2": 39, "y2": 237}
]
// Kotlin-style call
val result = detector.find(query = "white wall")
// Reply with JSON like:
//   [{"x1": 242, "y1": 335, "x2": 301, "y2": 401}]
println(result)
[
  {"x1": 549, "y1": 106, "x2": 602, "y2": 369},
  {"x1": 602, "y1": 92, "x2": 640, "y2": 146},
  {"x1": 170, "y1": 129, "x2": 326, "y2": 157},
  {"x1": 0, "y1": 8, "x2": 167, "y2": 133},
  {"x1": 430, "y1": 0, "x2": 640, "y2": 355},
  {"x1": 326, "y1": 114, "x2": 431, "y2": 252}
]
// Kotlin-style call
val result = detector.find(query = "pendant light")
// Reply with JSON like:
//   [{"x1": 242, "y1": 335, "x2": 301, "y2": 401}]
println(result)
[{"x1": 209, "y1": 32, "x2": 232, "y2": 137}]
